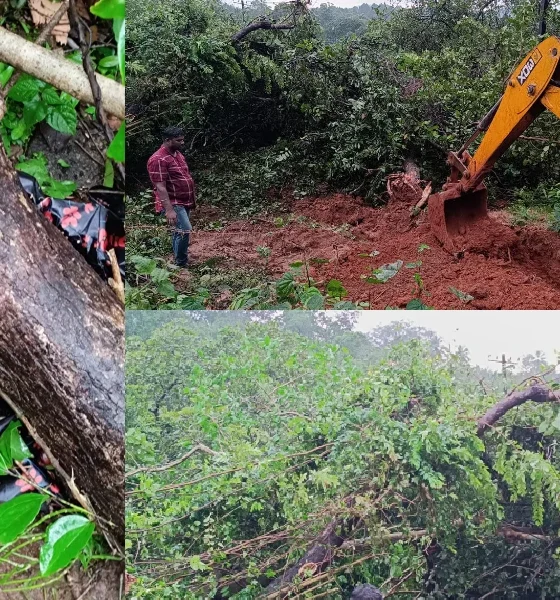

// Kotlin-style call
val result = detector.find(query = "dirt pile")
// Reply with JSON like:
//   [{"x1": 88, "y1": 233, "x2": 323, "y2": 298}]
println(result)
[{"x1": 190, "y1": 184, "x2": 560, "y2": 309}]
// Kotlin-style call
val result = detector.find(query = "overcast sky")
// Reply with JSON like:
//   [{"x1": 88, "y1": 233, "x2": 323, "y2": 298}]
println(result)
[{"x1": 354, "y1": 312, "x2": 560, "y2": 372}]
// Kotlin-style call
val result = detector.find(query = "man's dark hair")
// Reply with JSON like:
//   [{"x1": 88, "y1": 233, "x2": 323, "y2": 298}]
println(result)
[
  {"x1": 162, "y1": 126, "x2": 184, "y2": 140},
  {"x1": 350, "y1": 584, "x2": 383, "y2": 600}
]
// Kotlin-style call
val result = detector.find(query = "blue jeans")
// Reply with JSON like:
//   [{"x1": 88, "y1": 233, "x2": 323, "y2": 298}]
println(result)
[{"x1": 161, "y1": 205, "x2": 192, "y2": 266}]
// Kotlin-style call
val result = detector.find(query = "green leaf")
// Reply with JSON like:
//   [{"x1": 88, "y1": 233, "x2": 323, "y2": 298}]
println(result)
[
  {"x1": 189, "y1": 555, "x2": 208, "y2": 571},
  {"x1": 417, "y1": 243, "x2": 430, "y2": 253},
  {"x1": 39, "y1": 515, "x2": 95, "y2": 576},
  {"x1": 303, "y1": 292, "x2": 325, "y2": 310},
  {"x1": 130, "y1": 255, "x2": 157, "y2": 274},
  {"x1": 0, "y1": 420, "x2": 32, "y2": 465},
  {"x1": 47, "y1": 104, "x2": 77, "y2": 135},
  {"x1": 0, "y1": 64, "x2": 15, "y2": 87},
  {"x1": 107, "y1": 122, "x2": 125, "y2": 163},
  {"x1": 98, "y1": 55, "x2": 119, "y2": 68},
  {"x1": 23, "y1": 100, "x2": 47, "y2": 127},
  {"x1": 113, "y1": 19, "x2": 125, "y2": 84},
  {"x1": 17, "y1": 155, "x2": 49, "y2": 184},
  {"x1": 8, "y1": 76, "x2": 41, "y2": 102},
  {"x1": 42, "y1": 87, "x2": 64, "y2": 106},
  {"x1": 0, "y1": 494, "x2": 45, "y2": 544},
  {"x1": 103, "y1": 159, "x2": 114, "y2": 187},
  {"x1": 405, "y1": 299, "x2": 431, "y2": 310},
  {"x1": 157, "y1": 280, "x2": 178, "y2": 299},
  {"x1": 43, "y1": 180, "x2": 77, "y2": 199},
  {"x1": 326, "y1": 279, "x2": 348, "y2": 299},
  {"x1": 57, "y1": 159, "x2": 71, "y2": 168},
  {"x1": 10, "y1": 119, "x2": 28, "y2": 141},
  {"x1": 449, "y1": 287, "x2": 474, "y2": 303},
  {"x1": 367, "y1": 260, "x2": 403, "y2": 283},
  {"x1": 405, "y1": 261, "x2": 422, "y2": 269},
  {"x1": 90, "y1": 0, "x2": 126, "y2": 19}
]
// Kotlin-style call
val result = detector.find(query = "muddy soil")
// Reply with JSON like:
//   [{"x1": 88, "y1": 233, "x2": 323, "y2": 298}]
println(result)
[{"x1": 188, "y1": 186, "x2": 560, "y2": 310}]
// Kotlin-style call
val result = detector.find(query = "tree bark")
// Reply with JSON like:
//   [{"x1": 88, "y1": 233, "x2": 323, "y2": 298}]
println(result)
[
  {"x1": 0, "y1": 149, "x2": 124, "y2": 553},
  {"x1": 477, "y1": 385, "x2": 559, "y2": 437},
  {"x1": 0, "y1": 26, "x2": 124, "y2": 119},
  {"x1": 231, "y1": 21, "x2": 294, "y2": 43}
]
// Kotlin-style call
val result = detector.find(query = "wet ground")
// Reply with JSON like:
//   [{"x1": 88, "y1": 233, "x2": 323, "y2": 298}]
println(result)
[{"x1": 186, "y1": 180, "x2": 560, "y2": 309}]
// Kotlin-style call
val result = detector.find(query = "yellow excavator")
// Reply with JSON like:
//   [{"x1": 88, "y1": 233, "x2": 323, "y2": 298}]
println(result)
[{"x1": 428, "y1": 36, "x2": 560, "y2": 252}]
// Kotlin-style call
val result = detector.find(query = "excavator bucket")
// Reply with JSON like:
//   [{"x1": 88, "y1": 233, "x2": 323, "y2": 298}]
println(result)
[{"x1": 428, "y1": 183, "x2": 489, "y2": 253}]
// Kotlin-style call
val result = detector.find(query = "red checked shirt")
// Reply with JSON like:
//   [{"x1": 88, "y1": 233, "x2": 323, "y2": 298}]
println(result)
[{"x1": 147, "y1": 145, "x2": 196, "y2": 212}]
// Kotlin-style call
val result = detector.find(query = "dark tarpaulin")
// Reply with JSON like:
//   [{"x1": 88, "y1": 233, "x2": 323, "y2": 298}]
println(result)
[{"x1": 17, "y1": 172, "x2": 125, "y2": 279}]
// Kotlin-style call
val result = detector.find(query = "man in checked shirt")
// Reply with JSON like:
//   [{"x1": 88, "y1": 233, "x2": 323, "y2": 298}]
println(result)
[{"x1": 147, "y1": 126, "x2": 196, "y2": 267}]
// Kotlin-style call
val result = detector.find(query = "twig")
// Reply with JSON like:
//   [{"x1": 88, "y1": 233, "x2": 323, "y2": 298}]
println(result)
[
  {"x1": 108, "y1": 249, "x2": 125, "y2": 304},
  {"x1": 126, "y1": 444, "x2": 221, "y2": 478},
  {"x1": 73, "y1": 139, "x2": 105, "y2": 167},
  {"x1": 68, "y1": 0, "x2": 125, "y2": 182}
]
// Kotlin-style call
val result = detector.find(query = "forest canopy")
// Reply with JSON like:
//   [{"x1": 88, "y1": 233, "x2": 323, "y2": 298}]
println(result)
[{"x1": 125, "y1": 314, "x2": 560, "y2": 599}]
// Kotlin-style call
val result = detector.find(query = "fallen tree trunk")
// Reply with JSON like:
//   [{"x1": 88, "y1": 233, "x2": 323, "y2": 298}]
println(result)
[
  {"x1": 0, "y1": 26, "x2": 125, "y2": 119},
  {"x1": 0, "y1": 150, "x2": 124, "y2": 553},
  {"x1": 476, "y1": 384, "x2": 559, "y2": 437}
]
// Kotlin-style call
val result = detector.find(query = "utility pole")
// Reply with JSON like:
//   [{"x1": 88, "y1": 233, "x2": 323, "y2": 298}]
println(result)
[{"x1": 488, "y1": 354, "x2": 517, "y2": 393}]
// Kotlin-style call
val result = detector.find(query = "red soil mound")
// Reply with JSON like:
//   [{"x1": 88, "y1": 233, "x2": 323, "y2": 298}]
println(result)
[{"x1": 190, "y1": 188, "x2": 560, "y2": 310}]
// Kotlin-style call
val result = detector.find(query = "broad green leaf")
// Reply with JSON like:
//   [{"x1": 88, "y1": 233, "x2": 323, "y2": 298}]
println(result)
[
  {"x1": 0, "y1": 64, "x2": 15, "y2": 87},
  {"x1": 8, "y1": 76, "x2": 41, "y2": 102},
  {"x1": 189, "y1": 555, "x2": 208, "y2": 571},
  {"x1": 107, "y1": 122, "x2": 125, "y2": 163},
  {"x1": 0, "y1": 420, "x2": 32, "y2": 464},
  {"x1": 130, "y1": 255, "x2": 157, "y2": 274},
  {"x1": 90, "y1": 0, "x2": 125, "y2": 19},
  {"x1": 0, "y1": 494, "x2": 45, "y2": 544},
  {"x1": 42, "y1": 87, "x2": 64, "y2": 106},
  {"x1": 303, "y1": 292, "x2": 324, "y2": 310},
  {"x1": 157, "y1": 280, "x2": 178, "y2": 298},
  {"x1": 23, "y1": 100, "x2": 47, "y2": 127},
  {"x1": 326, "y1": 279, "x2": 347, "y2": 298},
  {"x1": 57, "y1": 159, "x2": 71, "y2": 168},
  {"x1": 47, "y1": 104, "x2": 77, "y2": 135},
  {"x1": 16, "y1": 155, "x2": 50, "y2": 184},
  {"x1": 98, "y1": 55, "x2": 119, "y2": 68},
  {"x1": 405, "y1": 299, "x2": 431, "y2": 310},
  {"x1": 39, "y1": 515, "x2": 95, "y2": 576}
]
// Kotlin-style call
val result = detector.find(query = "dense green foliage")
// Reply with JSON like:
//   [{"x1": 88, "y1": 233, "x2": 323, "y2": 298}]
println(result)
[
  {"x1": 126, "y1": 315, "x2": 560, "y2": 599},
  {"x1": 0, "y1": 0, "x2": 124, "y2": 194},
  {"x1": 127, "y1": 0, "x2": 560, "y2": 216}
]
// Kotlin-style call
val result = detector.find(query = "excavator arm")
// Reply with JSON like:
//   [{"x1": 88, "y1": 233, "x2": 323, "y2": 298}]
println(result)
[{"x1": 428, "y1": 36, "x2": 560, "y2": 252}]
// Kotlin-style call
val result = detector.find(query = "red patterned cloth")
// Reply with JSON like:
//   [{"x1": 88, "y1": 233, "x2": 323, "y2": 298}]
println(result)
[{"x1": 147, "y1": 145, "x2": 196, "y2": 212}]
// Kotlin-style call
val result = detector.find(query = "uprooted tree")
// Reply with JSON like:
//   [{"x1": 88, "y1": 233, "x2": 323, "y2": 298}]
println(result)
[{"x1": 125, "y1": 319, "x2": 560, "y2": 599}]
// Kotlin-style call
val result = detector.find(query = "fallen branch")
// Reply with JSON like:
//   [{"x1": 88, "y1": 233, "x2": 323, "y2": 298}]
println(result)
[
  {"x1": 476, "y1": 384, "x2": 559, "y2": 437},
  {"x1": 0, "y1": 26, "x2": 125, "y2": 119},
  {"x1": 0, "y1": 0, "x2": 70, "y2": 119},
  {"x1": 126, "y1": 444, "x2": 221, "y2": 478},
  {"x1": 231, "y1": 20, "x2": 295, "y2": 43}
]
